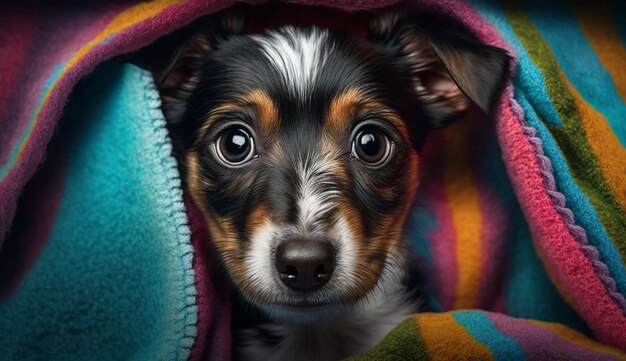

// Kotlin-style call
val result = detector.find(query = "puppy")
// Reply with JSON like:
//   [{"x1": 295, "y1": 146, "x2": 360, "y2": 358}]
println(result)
[{"x1": 143, "y1": 9, "x2": 509, "y2": 361}]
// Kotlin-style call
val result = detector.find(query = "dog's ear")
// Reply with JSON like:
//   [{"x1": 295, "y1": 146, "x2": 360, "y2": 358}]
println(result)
[
  {"x1": 368, "y1": 12, "x2": 510, "y2": 129},
  {"x1": 130, "y1": 12, "x2": 246, "y2": 124}
]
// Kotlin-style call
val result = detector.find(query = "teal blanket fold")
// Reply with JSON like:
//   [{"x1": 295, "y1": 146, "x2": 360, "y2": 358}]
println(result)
[{"x1": 0, "y1": 64, "x2": 197, "y2": 361}]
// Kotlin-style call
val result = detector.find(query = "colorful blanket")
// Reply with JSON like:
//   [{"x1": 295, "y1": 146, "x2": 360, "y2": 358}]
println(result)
[
  {"x1": 1, "y1": 0, "x2": 625, "y2": 360},
  {"x1": 350, "y1": 311, "x2": 625, "y2": 360}
]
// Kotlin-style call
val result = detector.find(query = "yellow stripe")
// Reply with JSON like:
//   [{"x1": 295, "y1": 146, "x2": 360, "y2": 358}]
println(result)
[
  {"x1": 17, "y1": 0, "x2": 183, "y2": 160},
  {"x1": 571, "y1": 0, "x2": 626, "y2": 102},
  {"x1": 444, "y1": 118, "x2": 483, "y2": 309},
  {"x1": 529, "y1": 320, "x2": 626, "y2": 359},
  {"x1": 65, "y1": 0, "x2": 182, "y2": 70},
  {"x1": 415, "y1": 313, "x2": 495, "y2": 361}
]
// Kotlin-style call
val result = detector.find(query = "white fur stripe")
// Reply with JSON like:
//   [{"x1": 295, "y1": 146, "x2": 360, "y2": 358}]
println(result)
[
  {"x1": 245, "y1": 220, "x2": 280, "y2": 295},
  {"x1": 296, "y1": 154, "x2": 339, "y2": 232},
  {"x1": 253, "y1": 26, "x2": 329, "y2": 98}
]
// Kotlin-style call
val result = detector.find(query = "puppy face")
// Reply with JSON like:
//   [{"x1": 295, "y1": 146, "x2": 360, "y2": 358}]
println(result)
[{"x1": 154, "y1": 11, "x2": 508, "y2": 321}]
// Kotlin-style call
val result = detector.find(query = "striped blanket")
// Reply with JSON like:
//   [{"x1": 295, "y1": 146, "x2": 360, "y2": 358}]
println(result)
[{"x1": 1, "y1": 0, "x2": 625, "y2": 360}]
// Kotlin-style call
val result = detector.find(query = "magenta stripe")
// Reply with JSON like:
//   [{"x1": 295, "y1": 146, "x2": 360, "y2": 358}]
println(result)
[
  {"x1": 488, "y1": 313, "x2": 623, "y2": 360},
  {"x1": 185, "y1": 199, "x2": 232, "y2": 361},
  {"x1": 0, "y1": 11, "x2": 37, "y2": 137},
  {"x1": 285, "y1": 0, "x2": 398, "y2": 10},
  {"x1": 475, "y1": 188, "x2": 509, "y2": 310},
  {"x1": 471, "y1": 114, "x2": 510, "y2": 310},
  {"x1": 0, "y1": 3, "x2": 130, "y2": 165},
  {"x1": 421, "y1": 132, "x2": 458, "y2": 311}
]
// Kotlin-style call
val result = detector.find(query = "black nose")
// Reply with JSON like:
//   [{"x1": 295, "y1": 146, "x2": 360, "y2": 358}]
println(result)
[{"x1": 275, "y1": 237, "x2": 336, "y2": 292}]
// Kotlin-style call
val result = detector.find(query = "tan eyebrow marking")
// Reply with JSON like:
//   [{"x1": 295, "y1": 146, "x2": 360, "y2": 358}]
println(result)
[
  {"x1": 196, "y1": 103, "x2": 241, "y2": 142},
  {"x1": 241, "y1": 89, "x2": 280, "y2": 139},
  {"x1": 325, "y1": 87, "x2": 409, "y2": 140},
  {"x1": 196, "y1": 89, "x2": 280, "y2": 143}
]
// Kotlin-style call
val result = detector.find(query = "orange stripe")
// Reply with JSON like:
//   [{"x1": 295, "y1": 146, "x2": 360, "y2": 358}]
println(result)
[
  {"x1": 443, "y1": 118, "x2": 483, "y2": 309},
  {"x1": 572, "y1": 0, "x2": 626, "y2": 102},
  {"x1": 415, "y1": 313, "x2": 495, "y2": 361},
  {"x1": 529, "y1": 320, "x2": 626, "y2": 359},
  {"x1": 15, "y1": 0, "x2": 183, "y2": 167}
]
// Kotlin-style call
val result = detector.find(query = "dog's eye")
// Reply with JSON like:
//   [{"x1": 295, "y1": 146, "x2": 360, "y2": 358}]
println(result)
[
  {"x1": 215, "y1": 126, "x2": 256, "y2": 166},
  {"x1": 351, "y1": 127, "x2": 393, "y2": 167}
]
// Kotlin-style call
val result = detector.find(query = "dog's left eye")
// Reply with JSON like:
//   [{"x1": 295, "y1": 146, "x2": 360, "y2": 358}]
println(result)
[
  {"x1": 351, "y1": 126, "x2": 393, "y2": 167},
  {"x1": 215, "y1": 126, "x2": 256, "y2": 166}
]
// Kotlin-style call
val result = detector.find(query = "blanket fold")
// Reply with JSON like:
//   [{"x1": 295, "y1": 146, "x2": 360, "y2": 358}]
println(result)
[
  {"x1": 1, "y1": 0, "x2": 625, "y2": 360},
  {"x1": 351, "y1": 311, "x2": 626, "y2": 360},
  {"x1": 0, "y1": 63, "x2": 204, "y2": 361}
]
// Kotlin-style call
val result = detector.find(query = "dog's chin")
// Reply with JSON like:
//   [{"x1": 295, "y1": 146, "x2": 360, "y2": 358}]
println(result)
[
  {"x1": 240, "y1": 289, "x2": 359, "y2": 324},
  {"x1": 255, "y1": 300, "x2": 356, "y2": 324}
]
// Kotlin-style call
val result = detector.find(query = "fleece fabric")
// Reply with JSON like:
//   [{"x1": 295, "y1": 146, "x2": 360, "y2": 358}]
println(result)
[
  {"x1": 0, "y1": 64, "x2": 201, "y2": 361},
  {"x1": 1, "y1": 0, "x2": 625, "y2": 359}
]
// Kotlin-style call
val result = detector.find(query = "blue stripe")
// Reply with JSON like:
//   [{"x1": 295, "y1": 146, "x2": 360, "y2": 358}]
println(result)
[
  {"x1": 0, "y1": 62, "x2": 66, "y2": 179},
  {"x1": 101, "y1": 34, "x2": 114, "y2": 44},
  {"x1": 526, "y1": 0, "x2": 626, "y2": 145},
  {"x1": 452, "y1": 311, "x2": 526, "y2": 361},
  {"x1": 408, "y1": 193, "x2": 441, "y2": 311}
]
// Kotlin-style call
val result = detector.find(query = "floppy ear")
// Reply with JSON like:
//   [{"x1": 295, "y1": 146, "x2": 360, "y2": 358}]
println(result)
[
  {"x1": 130, "y1": 12, "x2": 247, "y2": 124},
  {"x1": 368, "y1": 12, "x2": 510, "y2": 129}
]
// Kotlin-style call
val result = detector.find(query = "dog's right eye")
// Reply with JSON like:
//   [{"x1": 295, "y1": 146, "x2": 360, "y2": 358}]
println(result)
[
  {"x1": 351, "y1": 126, "x2": 393, "y2": 168},
  {"x1": 215, "y1": 126, "x2": 256, "y2": 166}
]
